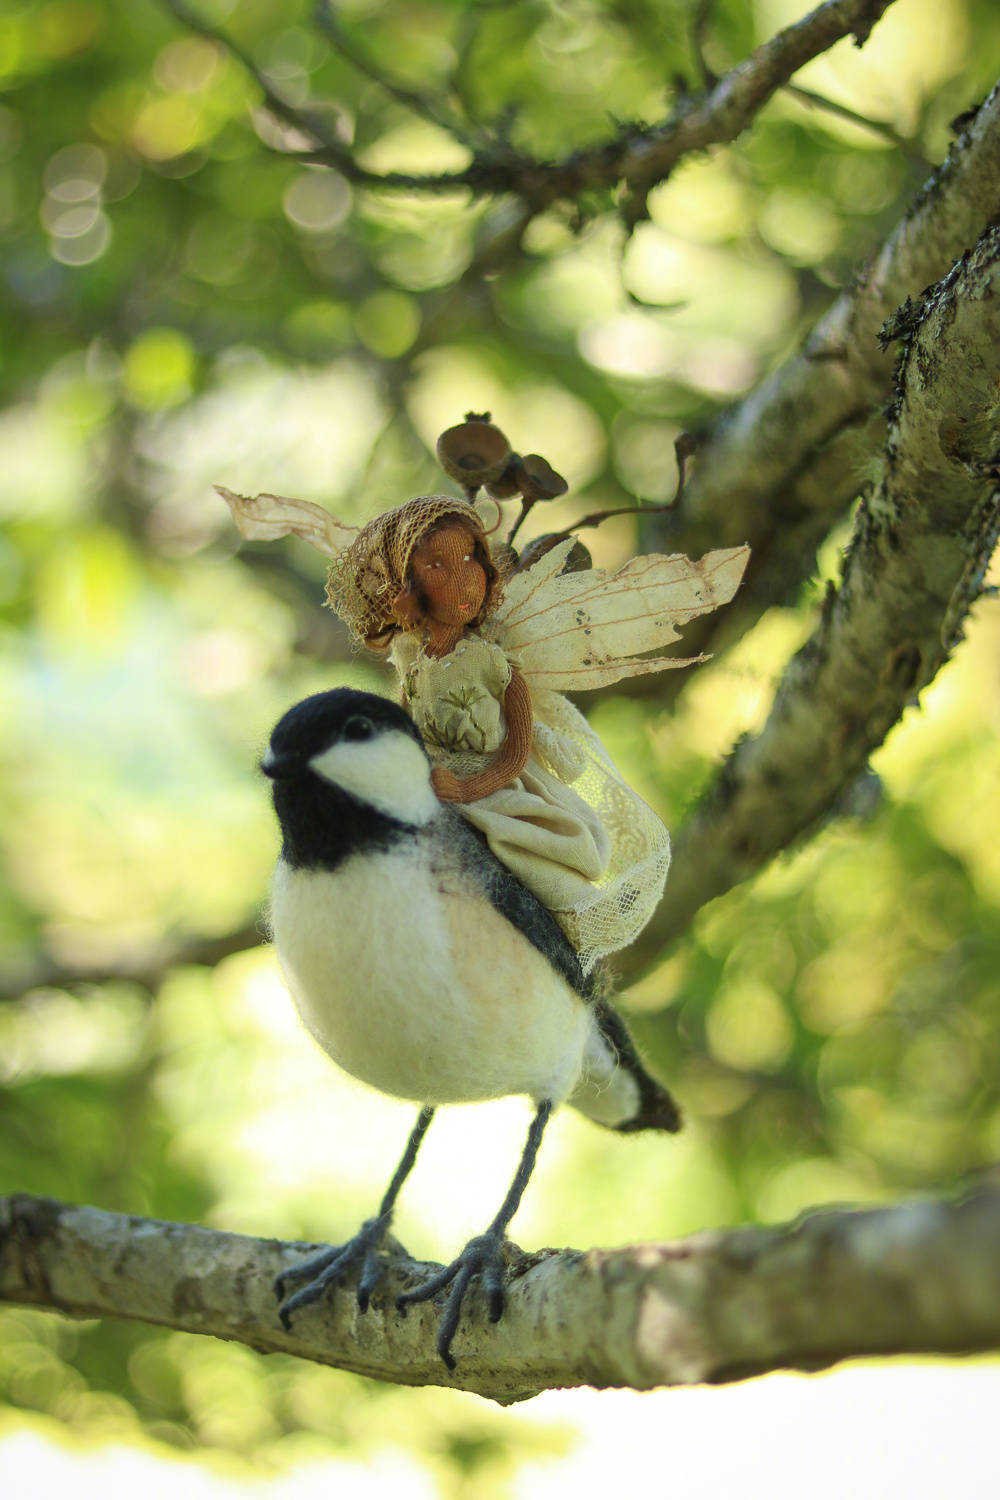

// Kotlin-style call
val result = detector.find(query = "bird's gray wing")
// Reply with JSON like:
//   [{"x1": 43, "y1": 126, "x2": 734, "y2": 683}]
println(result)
[
  {"x1": 437, "y1": 810, "x2": 681, "y2": 1131},
  {"x1": 438, "y1": 810, "x2": 598, "y2": 1000}
]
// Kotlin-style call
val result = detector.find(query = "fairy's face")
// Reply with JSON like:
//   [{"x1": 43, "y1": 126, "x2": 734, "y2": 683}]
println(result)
[{"x1": 409, "y1": 521, "x2": 488, "y2": 629}]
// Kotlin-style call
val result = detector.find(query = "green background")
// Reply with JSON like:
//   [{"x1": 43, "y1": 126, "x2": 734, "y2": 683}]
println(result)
[{"x1": 2, "y1": 0, "x2": 999, "y2": 1492}]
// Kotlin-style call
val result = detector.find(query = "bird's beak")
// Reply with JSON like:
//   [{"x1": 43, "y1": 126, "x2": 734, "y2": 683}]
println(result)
[{"x1": 260, "y1": 750, "x2": 300, "y2": 780}]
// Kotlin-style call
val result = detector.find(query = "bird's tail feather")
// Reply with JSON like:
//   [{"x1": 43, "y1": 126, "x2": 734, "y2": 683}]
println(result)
[{"x1": 568, "y1": 996, "x2": 681, "y2": 1134}]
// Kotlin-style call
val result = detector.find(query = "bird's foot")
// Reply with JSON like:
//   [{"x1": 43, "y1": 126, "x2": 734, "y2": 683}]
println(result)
[
  {"x1": 274, "y1": 1213, "x2": 390, "y2": 1330},
  {"x1": 395, "y1": 1230, "x2": 510, "y2": 1370}
]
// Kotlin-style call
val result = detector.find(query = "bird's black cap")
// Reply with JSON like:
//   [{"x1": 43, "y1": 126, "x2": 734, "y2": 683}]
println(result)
[
  {"x1": 262, "y1": 688, "x2": 422, "y2": 780},
  {"x1": 263, "y1": 688, "x2": 428, "y2": 870}
]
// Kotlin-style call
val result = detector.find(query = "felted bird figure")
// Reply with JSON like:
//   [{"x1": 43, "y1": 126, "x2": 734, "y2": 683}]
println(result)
[{"x1": 263, "y1": 687, "x2": 680, "y2": 1369}]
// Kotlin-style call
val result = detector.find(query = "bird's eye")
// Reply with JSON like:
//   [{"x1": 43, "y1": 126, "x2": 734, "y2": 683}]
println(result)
[{"x1": 342, "y1": 715, "x2": 375, "y2": 742}]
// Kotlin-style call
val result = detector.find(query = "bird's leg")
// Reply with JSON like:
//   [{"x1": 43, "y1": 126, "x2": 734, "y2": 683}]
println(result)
[
  {"x1": 396, "y1": 1099, "x2": 553, "y2": 1369},
  {"x1": 275, "y1": 1105, "x2": 434, "y2": 1329}
]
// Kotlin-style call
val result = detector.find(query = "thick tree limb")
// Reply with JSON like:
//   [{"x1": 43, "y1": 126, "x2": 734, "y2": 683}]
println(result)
[
  {"x1": 3, "y1": 1180, "x2": 1000, "y2": 1404},
  {"x1": 628, "y1": 221, "x2": 1000, "y2": 972},
  {"x1": 651, "y1": 79, "x2": 1000, "y2": 683}
]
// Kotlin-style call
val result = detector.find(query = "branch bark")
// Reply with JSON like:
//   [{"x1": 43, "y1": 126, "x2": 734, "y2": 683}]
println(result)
[
  {"x1": 4, "y1": 1181, "x2": 1000, "y2": 1404},
  {"x1": 649, "y1": 79, "x2": 1000, "y2": 684},
  {"x1": 625, "y1": 217, "x2": 1000, "y2": 974}
]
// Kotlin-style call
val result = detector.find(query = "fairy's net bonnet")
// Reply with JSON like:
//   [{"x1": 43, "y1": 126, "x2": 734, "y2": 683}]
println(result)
[{"x1": 325, "y1": 494, "x2": 493, "y2": 644}]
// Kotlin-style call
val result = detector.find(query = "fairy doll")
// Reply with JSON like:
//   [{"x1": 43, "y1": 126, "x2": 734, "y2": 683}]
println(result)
[{"x1": 218, "y1": 416, "x2": 748, "y2": 970}]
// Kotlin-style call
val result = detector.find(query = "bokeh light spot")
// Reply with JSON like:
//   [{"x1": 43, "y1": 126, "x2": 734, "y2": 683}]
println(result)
[
  {"x1": 123, "y1": 328, "x2": 196, "y2": 410},
  {"x1": 282, "y1": 169, "x2": 351, "y2": 232}
]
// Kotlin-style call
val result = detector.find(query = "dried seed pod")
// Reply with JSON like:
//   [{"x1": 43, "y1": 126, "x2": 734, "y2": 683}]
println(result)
[
  {"x1": 437, "y1": 417, "x2": 512, "y2": 488},
  {"x1": 484, "y1": 456, "x2": 524, "y2": 499},
  {"x1": 515, "y1": 533, "x2": 592, "y2": 574},
  {"x1": 516, "y1": 453, "x2": 569, "y2": 502}
]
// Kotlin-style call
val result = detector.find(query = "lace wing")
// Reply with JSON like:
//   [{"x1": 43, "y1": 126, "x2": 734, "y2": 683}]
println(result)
[
  {"x1": 216, "y1": 486, "x2": 358, "y2": 559},
  {"x1": 488, "y1": 539, "x2": 750, "y2": 689}
]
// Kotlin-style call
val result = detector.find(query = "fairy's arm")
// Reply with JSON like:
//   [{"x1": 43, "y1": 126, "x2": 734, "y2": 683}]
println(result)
[{"x1": 431, "y1": 666, "x2": 533, "y2": 804}]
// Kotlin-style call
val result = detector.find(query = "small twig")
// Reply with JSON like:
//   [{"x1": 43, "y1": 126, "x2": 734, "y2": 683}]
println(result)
[
  {"x1": 312, "y1": 0, "x2": 484, "y2": 147},
  {"x1": 515, "y1": 432, "x2": 697, "y2": 548},
  {"x1": 691, "y1": 0, "x2": 718, "y2": 89},
  {"x1": 161, "y1": 0, "x2": 350, "y2": 160},
  {"x1": 783, "y1": 82, "x2": 930, "y2": 166},
  {"x1": 506, "y1": 499, "x2": 532, "y2": 546},
  {"x1": 536, "y1": 501, "x2": 678, "y2": 547},
  {"x1": 673, "y1": 430, "x2": 699, "y2": 503}
]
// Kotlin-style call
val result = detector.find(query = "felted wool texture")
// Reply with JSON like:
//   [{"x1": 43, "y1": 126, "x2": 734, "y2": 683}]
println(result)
[
  {"x1": 393, "y1": 633, "x2": 611, "y2": 880},
  {"x1": 568, "y1": 1023, "x2": 642, "y2": 1128},
  {"x1": 270, "y1": 846, "x2": 593, "y2": 1108}
]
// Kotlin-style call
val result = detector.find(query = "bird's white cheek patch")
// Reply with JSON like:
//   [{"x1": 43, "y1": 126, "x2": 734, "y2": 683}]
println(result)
[{"x1": 310, "y1": 731, "x2": 438, "y2": 826}]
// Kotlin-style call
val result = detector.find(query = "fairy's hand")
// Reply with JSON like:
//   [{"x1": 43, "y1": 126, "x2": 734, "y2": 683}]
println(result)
[{"x1": 430, "y1": 668, "x2": 533, "y2": 805}]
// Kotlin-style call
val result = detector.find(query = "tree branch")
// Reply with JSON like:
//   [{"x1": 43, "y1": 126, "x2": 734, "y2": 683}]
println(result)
[
  {"x1": 648, "y1": 80, "x2": 1000, "y2": 684},
  {"x1": 0, "y1": 920, "x2": 264, "y2": 1005},
  {"x1": 4, "y1": 1179, "x2": 1000, "y2": 1403},
  {"x1": 165, "y1": 0, "x2": 898, "y2": 206},
  {"x1": 781, "y1": 82, "x2": 929, "y2": 164},
  {"x1": 627, "y1": 220, "x2": 1000, "y2": 972}
]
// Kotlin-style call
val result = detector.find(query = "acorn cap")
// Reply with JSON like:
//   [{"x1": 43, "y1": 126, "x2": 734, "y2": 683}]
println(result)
[
  {"x1": 437, "y1": 418, "x2": 512, "y2": 487},
  {"x1": 515, "y1": 533, "x2": 592, "y2": 574},
  {"x1": 516, "y1": 453, "x2": 569, "y2": 502},
  {"x1": 483, "y1": 456, "x2": 523, "y2": 499}
]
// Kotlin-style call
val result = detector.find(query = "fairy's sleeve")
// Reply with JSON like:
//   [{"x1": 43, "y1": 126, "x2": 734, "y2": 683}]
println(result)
[
  {"x1": 483, "y1": 539, "x2": 750, "y2": 690},
  {"x1": 214, "y1": 486, "x2": 358, "y2": 559}
]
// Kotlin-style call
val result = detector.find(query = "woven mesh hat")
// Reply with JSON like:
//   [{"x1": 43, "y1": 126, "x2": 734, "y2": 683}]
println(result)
[{"x1": 325, "y1": 494, "x2": 497, "y2": 645}]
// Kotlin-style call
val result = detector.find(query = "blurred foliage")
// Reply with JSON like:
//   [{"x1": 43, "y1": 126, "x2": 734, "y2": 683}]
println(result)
[{"x1": 2, "y1": 0, "x2": 1000, "y2": 1492}]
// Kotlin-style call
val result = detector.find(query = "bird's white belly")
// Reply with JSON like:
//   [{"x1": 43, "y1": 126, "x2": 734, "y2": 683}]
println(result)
[{"x1": 269, "y1": 850, "x2": 591, "y2": 1107}]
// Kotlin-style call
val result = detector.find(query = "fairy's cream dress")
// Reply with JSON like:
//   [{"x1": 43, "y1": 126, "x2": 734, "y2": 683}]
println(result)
[{"x1": 391, "y1": 631, "x2": 667, "y2": 971}]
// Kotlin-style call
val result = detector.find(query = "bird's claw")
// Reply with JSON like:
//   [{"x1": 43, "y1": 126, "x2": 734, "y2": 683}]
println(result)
[
  {"x1": 395, "y1": 1231, "x2": 509, "y2": 1370},
  {"x1": 274, "y1": 1214, "x2": 389, "y2": 1330}
]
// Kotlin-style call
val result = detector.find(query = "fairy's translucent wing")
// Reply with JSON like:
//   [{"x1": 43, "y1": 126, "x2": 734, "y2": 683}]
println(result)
[
  {"x1": 215, "y1": 486, "x2": 358, "y2": 559},
  {"x1": 486, "y1": 538, "x2": 750, "y2": 689}
]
